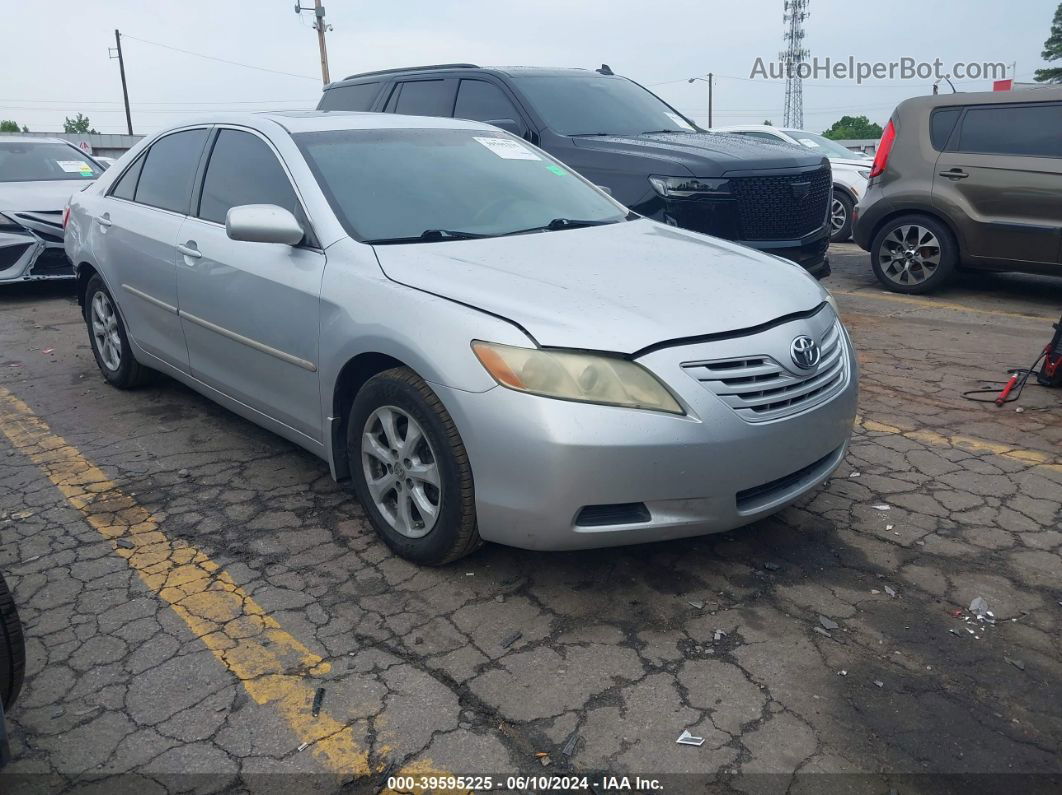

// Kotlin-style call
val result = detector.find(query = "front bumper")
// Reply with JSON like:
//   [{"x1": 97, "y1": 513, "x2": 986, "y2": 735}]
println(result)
[
  {"x1": 0, "y1": 211, "x2": 73, "y2": 283},
  {"x1": 436, "y1": 307, "x2": 858, "y2": 551}
]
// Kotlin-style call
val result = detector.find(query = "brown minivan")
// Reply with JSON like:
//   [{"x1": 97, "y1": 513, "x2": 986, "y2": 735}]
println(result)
[{"x1": 853, "y1": 88, "x2": 1062, "y2": 293}]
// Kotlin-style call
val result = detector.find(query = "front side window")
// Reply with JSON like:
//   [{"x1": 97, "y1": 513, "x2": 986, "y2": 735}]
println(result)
[
  {"x1": 134, "y1": 129, "x2": 208, "y2": 213},
  {"x1": 0, "y1": 142, "x2": 103, "y2": 183},
  {"x1": 957, "y1": 104, "x2": 1062, "y2": 158},
  {"x1": 198, "y1": 130, "x2": 299, "y2": 224},
  {"x1": 509, "y1": 75, "x2": 695, "y2": 137},
  {"x1": 295, "y1": 128, "x2": 626, "y2": 243},
  {"x1": 454, "y1": 80, "x2": 521, "y2": 125}
]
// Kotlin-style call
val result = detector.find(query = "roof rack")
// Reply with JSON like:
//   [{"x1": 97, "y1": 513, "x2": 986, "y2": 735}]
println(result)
[{"x1": 340, "y1": 63, "x2": 480, "y2": 81}]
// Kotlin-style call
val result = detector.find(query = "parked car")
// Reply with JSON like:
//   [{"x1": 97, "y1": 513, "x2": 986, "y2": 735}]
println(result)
[
  {"x1": 854, "y1": 88, "x2": 1062, "y2": 293},
  {"x1": 712, "y1": 125, "x2": 869, "y2": 243},
  {"x1": 65, "y1": 112, "x2": 857, "y2": 564},
  {"x1": 318, "y1": 64, "x2": 834, "y2": 276},
  {"x1": 0, "y1": 136, "x2": 104, "y2": 284}
]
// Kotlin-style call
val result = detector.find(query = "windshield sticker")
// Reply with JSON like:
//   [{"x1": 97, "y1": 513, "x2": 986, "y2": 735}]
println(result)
[
  {"x1": 58, "y1": 160, "x2": 92, "y2": 173},
  {"x1": 473, "y1": 136, "x2": 540, "y2": 160},
  {"x1": 546, "y1": 163, "x2": 567, "y2": 176},
  {"x1": 665, "y1": 112, "x2": 695, "y2": 131},
  {"x1": 798, "y1": 138, "x2": 822, "y2": 148}
]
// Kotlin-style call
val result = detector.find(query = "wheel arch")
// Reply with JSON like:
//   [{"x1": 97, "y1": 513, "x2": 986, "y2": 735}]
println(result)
[
  {"x1": 75, "y1": 262, "x2": 99, "y2": 308},
  {"x1": 867, "y1": 206, "x2": 964, "y2": 260}
]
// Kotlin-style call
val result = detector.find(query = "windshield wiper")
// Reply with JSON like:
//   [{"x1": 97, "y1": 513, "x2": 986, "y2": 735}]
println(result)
[
  {"x1": 365, "y1": 228, "x2": 491, "y2": 245},
  {"x1": 501, "y1": 217, "x2": 622, "y2": 236}
]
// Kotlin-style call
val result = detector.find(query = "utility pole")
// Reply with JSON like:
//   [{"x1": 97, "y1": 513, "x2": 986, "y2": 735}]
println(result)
[
  {"x1": 109, "y1": 29, "x2": 133, "y2": 135},
  {"x1": 296, "y1": 1, "x2": 332, "y2": 85},
  {"x1": 687, "y1": 73, "x2": 713, "y2": 128}
]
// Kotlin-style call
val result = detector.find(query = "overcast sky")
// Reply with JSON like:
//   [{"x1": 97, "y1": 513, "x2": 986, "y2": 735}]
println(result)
[{"x1": 2, "y1": 0, "x2": 1056, "y2": 135}]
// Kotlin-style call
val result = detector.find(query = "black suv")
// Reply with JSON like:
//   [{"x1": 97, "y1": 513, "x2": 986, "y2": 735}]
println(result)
[{"x1": 318, "y1": 64, "x2": 834, "y2": 276}]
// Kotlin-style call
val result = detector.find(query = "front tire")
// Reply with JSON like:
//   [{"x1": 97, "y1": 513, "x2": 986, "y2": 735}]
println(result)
[
  {"x1": 83, "y1": 275, "x2": 152, "y2": 388},
  {"x1": 347, "y1": 367, "x2": 480, "y2": 565},
  {"x1": 829, "y1": 192, "x2": 854, "y2": 243},
  {"x1": 0, "y1": 572, "x2": 25, "y2": 711},
  {"x1": 870, "y1": 214, "x2": 957, "y2": 294}
]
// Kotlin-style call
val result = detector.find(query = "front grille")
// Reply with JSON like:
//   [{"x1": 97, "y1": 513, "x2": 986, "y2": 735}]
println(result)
[
  {"x1": 730, "y1": 166, "x2": 831, "y2": 240},
  {"x1": 736, "y1": 446, "x2": 841, "y2": 512},
  {"x1": 682, "y1": 321, "x2": 847, "y2": 422}
]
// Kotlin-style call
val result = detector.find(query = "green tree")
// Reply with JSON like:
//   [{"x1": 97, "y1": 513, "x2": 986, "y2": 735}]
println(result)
[
  {"x1": 63, "y1": 113, "x2": 98, "y2": 134},
  {"x1": 0, "y1": 120, "x2": 26, "y2": 133},
  {"x1": 1034, "y1": 2, "x2": 1062, "y2": 83},
  {"x1": 821, "y1": 115, "x2": 883, "y2": 140}
]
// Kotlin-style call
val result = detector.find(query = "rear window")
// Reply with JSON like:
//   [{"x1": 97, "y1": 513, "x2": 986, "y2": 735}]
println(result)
[
  {"x1": 388, "y1": 80, "x2": 454, "y2": 117},
  {"x1": 318, "y1": 81, "x2": 381, "y2": 111},
  {"x1": 134, "y1": 129, "x2": 208, "y2": 214},
  {"x1": 0, "y1": 142, "x2": 103, "y2": 183},
  {"x1": 957, "y1": 104, "x2": 1062, "y2": 158},
  {"x1": 929, "y1": 108, "x2": 961, "y2": 150}
]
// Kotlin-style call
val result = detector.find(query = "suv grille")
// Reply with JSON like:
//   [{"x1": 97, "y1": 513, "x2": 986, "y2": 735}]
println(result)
[
  {"x1": 682, "y1": 321, "x2": 847, "y2": 422},
  {"x1": 730, "y1": 166, "x2": 831, "y2": 240}
]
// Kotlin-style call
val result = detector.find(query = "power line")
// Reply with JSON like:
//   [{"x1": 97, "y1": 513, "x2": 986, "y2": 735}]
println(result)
[{"x1": 121, "y1": 34, "x2": 320, "y2": 81}]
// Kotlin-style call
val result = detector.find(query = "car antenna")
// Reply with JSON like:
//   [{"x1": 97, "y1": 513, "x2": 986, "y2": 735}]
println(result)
[{"x1": 596, "y1": 64, "x2": 614, "y2": 76}]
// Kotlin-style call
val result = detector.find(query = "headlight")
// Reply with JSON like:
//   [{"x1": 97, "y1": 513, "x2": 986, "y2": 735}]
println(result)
[
  {"x1": 825, "y1": 291, "x2": 840, "y2": 315},
  {"x1": 648, "y1": 175, "x2": 731, "y2": 199},
  {"x1": 472, "y1": 341, "x2": 684, "y2": 415}
]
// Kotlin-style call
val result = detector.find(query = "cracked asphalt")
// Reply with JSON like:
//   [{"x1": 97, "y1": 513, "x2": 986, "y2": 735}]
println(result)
[{"x1": 1, "y1": 245, "x2": 1060, "y2": 793}]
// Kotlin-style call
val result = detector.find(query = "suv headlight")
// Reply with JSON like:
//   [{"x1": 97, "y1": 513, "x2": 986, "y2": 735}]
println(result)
[
  {"x1": 648, "y1": 175, "x2": 731, "y2": 199},
  {"x1": 472, "y1": 341, "x2": 684, "y2": 415}
]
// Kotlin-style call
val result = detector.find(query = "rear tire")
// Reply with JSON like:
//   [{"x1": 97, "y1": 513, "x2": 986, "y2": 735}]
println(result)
[
  {"x1": 347, "y1": 367, "x2": 481, "y2": 565},
  {"x1": 829, "y1": 192, "x2": 854, "y2": 243},
  {"x1": 870, "y1": 214, "x2": 957, "y2": 294},
  {"x1": 0, "y1": 573, "x2": 25, "y2": 711},
  {"x1": 84, "y1": 275, "x2": 152, "y2": 388}
]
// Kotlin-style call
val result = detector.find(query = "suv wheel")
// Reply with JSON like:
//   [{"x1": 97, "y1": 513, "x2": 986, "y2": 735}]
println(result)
[
  {"x1": 84, "y1": 275, "x2": 153, "y2": 388},
  {"x1": 347, "y1": 367, "x2": 481, "y2": 565},
  {"x1": 829, "y1": 193, "x2": 854, "y2": 243},
  {"x1": 870, "y1": 214, "x2": 957, "y2": 293},
  {"x1": 0, "y1": 572, "x2": 25, "y2": 711}
]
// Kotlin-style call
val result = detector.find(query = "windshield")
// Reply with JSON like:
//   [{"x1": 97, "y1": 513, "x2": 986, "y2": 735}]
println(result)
[
  {"x1": 295, "y1": 128, "x2": 628, "y2": 243},
  {"x1": 510, "y1": 75, "x2": 697, "y2": 137},
  {"x1": 0, "y1": 142, "x2": 103, "y2": 183},
  {"x1": 780, "y1": 130, "x2": 861, "y2": 159}
]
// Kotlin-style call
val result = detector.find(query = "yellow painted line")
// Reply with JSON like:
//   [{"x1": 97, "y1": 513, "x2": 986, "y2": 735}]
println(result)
[
  {"x1": 0, "y1": 386, "x2": 460, "y2": 791},
  {"x1": 833, "y1": 288, "x2": 1052, "y2": 323},
  {"x1": 856, "y1": 416, "x2": 1061, "y2": 473}
]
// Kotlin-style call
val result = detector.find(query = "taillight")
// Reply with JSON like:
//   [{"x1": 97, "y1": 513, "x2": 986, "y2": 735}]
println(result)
[
  {"x1": 869, "y1": 119, "x2": 895, "y2": 179},
  {"x1": 62, "y1": 206, "x2": 70, "y2": 229}
]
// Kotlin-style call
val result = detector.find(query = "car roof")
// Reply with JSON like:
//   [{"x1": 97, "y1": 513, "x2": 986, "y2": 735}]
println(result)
[
  {"x1": 331, "y1": 65, "x2": 602, "y2": 85},
  {"x1": 896, "y1": 86, "x2": 1062, "y2": 114},
  {"x1": 135, "y1": 111, "x2": 508, "y2": 136}
]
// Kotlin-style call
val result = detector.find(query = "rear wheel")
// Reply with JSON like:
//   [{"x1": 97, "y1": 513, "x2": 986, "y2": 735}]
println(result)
[
  {"x1": 84, "y1": 275, "x2": 152, "y2": 388},
  {"x1": 829, "y1": 192, "x2": 854, "y2": 243},
  {"x1": 0, "y1": 572, "x2": 25, "y2": 711},
  {"x1": 870, "y1": 214, "x2": 957, "y2": 294},
  {"x1": 347, "y1": 367, "x2": 481, "y2": 565}
]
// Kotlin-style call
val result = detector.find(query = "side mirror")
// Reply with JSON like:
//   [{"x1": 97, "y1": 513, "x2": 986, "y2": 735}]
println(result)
[
  {"x1": 226, "y1": 204, "x2": 304, "y2": 245},
  {"x1": 484, "y1": 118, "x2": 525, "y2": 137}
]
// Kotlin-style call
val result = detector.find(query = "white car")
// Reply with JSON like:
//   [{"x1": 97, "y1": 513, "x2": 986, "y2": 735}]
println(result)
[{"x1": 712, "y1": 126, "x2": 871, "y2": 243}]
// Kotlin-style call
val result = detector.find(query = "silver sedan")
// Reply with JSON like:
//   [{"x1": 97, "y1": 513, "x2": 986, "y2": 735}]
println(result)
[{"x1": 65, "y1": 112, "x2": 857, "y2": 564}]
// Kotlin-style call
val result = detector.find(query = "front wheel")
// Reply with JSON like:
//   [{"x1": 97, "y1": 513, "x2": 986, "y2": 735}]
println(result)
[
  {"x1": 347, "y1": 367, "x2": 481, "y2": 565},
  {"x1": 870, "y1": 214, "x2": 957, "y2": 294},
  {"x1": 829, "y1": 192, "x2": 854, "y2": 243}
]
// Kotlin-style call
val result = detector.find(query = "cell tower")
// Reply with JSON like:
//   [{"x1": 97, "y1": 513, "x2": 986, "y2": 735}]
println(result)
[{"x1": 781, "y1": 0, "x2": 810, "y2": 128}]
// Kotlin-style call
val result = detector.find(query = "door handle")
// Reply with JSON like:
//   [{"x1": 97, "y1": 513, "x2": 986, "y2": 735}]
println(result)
[
  {"x1": 176, "y1": 242, "x2": 202, "y2": 259},
  {"x1": 938, "y1": 169, "x2": 969, "y2": 179},
  {"x1": 97, "y1": 214, "x2": 112, "y2": 227}
]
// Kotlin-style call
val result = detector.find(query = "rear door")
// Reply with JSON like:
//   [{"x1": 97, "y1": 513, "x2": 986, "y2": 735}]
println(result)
[
  {"x1": 933, "y1": 102, "x2": 1062, "y2": 266},
  {"x1": 96, "y1": 127, "x2": 209, "y2": 368},
  {"x1": 175, "y1": 127, "x2": 326, "y2": 442}
]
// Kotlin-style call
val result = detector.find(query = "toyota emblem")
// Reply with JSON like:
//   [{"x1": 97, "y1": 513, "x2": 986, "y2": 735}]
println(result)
[{"x1": 790, "y1": 335, "x2": 820, "y2": 369}]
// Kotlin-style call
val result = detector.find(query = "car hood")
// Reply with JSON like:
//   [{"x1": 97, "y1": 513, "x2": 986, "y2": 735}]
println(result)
[
  {"x1": 0, "y1": 180, "x2": 90, "y2": 212},
  {"x1": 570, "y1": 131, "x2": 826, "y2": 176},
  {"x1": 372, "y1": 219, "x2": 826, "y2": 353}
]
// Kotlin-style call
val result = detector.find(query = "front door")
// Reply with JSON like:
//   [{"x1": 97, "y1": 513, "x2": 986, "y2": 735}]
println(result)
[{"x1": 175, "y1": 127, "x2": 326, "y2": 442}]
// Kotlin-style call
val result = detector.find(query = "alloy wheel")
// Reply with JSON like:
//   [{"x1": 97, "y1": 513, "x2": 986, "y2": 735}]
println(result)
[
  {"x1": 91, "y1": 292, "x2": 122, "y2": 371},
  {"x1": 830, "y1": 198, "x2": 847, "y2": 235},
  {"x1": 877, "y1": 224, "x2": 941, "y2": 286},
  {"x1": 361, "y1": 405, "x2": 441, "y2": 538}
]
